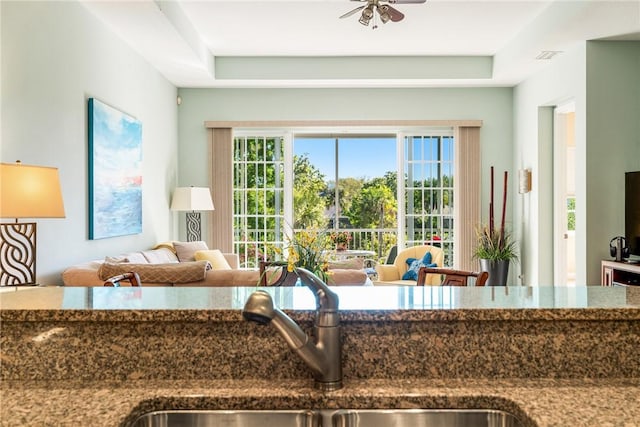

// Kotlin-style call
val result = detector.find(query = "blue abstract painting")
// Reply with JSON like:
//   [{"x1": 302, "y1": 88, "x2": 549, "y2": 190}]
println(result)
[{"x1": 88, "y1": 98, "x2": 142, "y2": 240}]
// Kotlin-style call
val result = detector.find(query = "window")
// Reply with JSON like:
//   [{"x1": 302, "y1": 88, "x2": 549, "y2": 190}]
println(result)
[
  {"x1": 232, "y1": 135, "x2": 286, "y2": 268},
  {"x1": 567, "y1": 196, "x2": 576, "y2": 231},
  {"x1": 403, "y1": 133, "x2": 454, "y2": 265},
  {"x1": 233, "y1": 128, "x2": 457, "y2": 268}
]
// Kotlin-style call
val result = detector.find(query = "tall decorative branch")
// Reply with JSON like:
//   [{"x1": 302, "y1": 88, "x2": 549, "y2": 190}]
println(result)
[
  {"x1": 499, "y1": 170, "x2": 508, "y2": 248},
  {"x1": 489, "y1": 166, "x2": 495, "y2": 238}
]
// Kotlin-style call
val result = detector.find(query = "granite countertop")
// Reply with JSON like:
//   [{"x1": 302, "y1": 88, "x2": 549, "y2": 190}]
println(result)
[
  {"x1": 3, "y1": 378, "x2": 640, "y2": 427},
  {"x1": 2, "y1": 285, "x2": 640, "y2": 426}
]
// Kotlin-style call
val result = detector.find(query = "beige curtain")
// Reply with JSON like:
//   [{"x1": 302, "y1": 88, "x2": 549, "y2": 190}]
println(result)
[
  {"x1": 207, "y1": 128, "x2": 233, "y2": 252},
  {"x1": 454, "y1": 126, "x2": 481, "y2": 271}
]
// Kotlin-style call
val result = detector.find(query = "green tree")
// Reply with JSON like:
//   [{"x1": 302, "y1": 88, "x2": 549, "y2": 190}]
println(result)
[
  {"x1": 293, "y1": 154, "x2": 328, "y2": 228},
  {"x1": 348, "y1": 184, "x2": 397, "y2": 228},
  {"x1": 368, "y1": 171, "x2": 398, "y2": 196},
  {"x1": 325, "y1": 177, "x2": 364, "y2": 225}
]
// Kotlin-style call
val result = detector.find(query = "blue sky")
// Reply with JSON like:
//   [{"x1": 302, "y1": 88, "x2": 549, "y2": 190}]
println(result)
[{"x1": 294, "y1": 137, "x2": 396, "y2": 180}]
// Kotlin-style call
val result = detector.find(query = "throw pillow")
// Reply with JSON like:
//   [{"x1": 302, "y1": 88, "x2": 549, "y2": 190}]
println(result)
[
  {"x1": 98, "y1": 260, "x2": 210, "y2": 283},
  {"x1": 153, "y1": 242, "x2": 177, "y2": 254},
  {"x1": 141, "y1": 248, "x2": 179, "y2": 264},
  {"x1": 173, "y1": 241, "x2": 209, "y2": 262},
  {"x1": 122, "y1": 252, "x2": 149, "y2": 264},
  {"x1": 104, "y1": 256, "x2": 129, "y2": 264},
  {"x1": 195, "y1": 249, "x2": 232, "y2": 270},
  {"x1": 401, "y1": 251, "x2": 437, "y2": 281}
]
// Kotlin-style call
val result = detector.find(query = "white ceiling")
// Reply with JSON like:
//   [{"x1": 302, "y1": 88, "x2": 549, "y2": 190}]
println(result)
[{"x1": 80, "y1": 0, "x2": 640, "y2": 88}]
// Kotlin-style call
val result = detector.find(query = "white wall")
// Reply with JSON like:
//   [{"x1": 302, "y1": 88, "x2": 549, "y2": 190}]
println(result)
[
  {"x1": 514, "y1": 40, "x2": 640, "y2": 286},
  {"x1": 1, "y1": 1, "x2": 179, "y2": 285},
  {"x1": 585, "y1": 41, "x2": 640, "y2": 283},
  {"x1": 514, "y1": 45, "x2": 587, "y2": 286}
]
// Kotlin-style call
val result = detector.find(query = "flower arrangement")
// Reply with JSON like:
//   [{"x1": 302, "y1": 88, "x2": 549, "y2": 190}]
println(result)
[
  {"x1": 473, "y1": 166, "x2": 518, "y2": 262},
  {"x1": 285, "y1": 228, "x2": 330, "y2": 282},
  {"x1": 330, "y1": 230, "x2": 352, "y2": 251}
]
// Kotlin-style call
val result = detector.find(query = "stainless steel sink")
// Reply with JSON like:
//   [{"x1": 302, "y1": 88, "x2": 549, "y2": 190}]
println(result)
[
  {"x1": 130, "y1": 410, "x2": 321, "y2": 427},
  {"x1": 332, "y1": 409, "x2": 523, "y2": 427},
  {"x1": 129, "y1": 408, "x2": 524, "y2": 427}
]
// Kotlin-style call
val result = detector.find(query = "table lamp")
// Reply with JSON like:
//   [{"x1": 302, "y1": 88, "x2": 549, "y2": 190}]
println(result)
[
  {"x1": 170, "y1": 186, "x2": 214, "y2": 242},
  {"x1": 0, "y1": 161, "x2": 66, "y2": 285}
]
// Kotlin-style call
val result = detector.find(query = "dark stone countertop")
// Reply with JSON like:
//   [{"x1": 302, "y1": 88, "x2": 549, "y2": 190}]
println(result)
[{"x1": 2, "y1": 285, "x2": 639, "y2": 426}]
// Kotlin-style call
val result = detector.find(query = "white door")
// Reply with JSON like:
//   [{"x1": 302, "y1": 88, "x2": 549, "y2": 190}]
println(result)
[{"x1": 553, "y1": 102, "x2": 576, "y2": 286}]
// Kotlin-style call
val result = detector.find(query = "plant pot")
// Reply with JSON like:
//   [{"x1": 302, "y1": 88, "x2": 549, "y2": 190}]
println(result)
[
  {"x1": 479, "y1": 259, "x2": 509, "y2": 286},
  {"x1": 335, "y1": 243, "x2": 348, "y2": 251},
  {"x1": 270, "y1": 267, "x2": 301, "y2": 287}
]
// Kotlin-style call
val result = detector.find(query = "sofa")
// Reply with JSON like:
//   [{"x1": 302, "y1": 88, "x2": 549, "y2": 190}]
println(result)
[
  {"x1": 375, "y1": 245, "x2": 445, "y2": 285},
  {"x1": 61, "y1": 241, "x2": 369, "y2": 287}
]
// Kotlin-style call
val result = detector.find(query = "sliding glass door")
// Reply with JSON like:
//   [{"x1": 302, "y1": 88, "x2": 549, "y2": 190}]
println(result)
[{"x1": 233, "y1": 128, "x2": 456, "y2": 268}]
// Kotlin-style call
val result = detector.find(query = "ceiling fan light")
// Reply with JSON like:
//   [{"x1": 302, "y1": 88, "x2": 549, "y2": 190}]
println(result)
[
  {"x1": 379, "y1": 10, "x2": 391, "y2": 23},
  {"x1": 359, "y1": 6, "x2": 373, "y2": 26}
]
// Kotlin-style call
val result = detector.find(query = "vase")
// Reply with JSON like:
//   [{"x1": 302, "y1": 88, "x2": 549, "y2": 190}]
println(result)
[
  {"x1": 479, "y1": 259, "x2": 509, "y2": 286},
  {"x1": 270, "y1": 267, "x2": 301, "y2": 287}
]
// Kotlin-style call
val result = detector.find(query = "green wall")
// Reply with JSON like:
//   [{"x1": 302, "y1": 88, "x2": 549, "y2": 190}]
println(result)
[
  {"x1": 177, "y1": 87, "x2": 515, "y2": 265},
  {"x1": 586, "y1": 41, "x2": 640, "y2": 282}
]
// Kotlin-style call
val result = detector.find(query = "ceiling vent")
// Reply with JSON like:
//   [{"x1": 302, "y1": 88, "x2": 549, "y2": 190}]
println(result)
[{"x1": 535, "y1": 51, "x2": 562, "y2": 60}]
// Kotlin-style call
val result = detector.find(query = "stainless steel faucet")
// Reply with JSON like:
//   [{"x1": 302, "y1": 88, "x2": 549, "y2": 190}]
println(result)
[{"x1": 242, "y1": 268, "x2": 343, "y2": 391}]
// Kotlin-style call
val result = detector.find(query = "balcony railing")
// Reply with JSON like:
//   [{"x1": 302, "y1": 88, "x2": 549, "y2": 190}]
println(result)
[
  {"x1": 235, "y1": 228, "x2": 397, "y2": 269},
  {"x1": 235, "y1": 227, "x2": 454, "y2": 270}
]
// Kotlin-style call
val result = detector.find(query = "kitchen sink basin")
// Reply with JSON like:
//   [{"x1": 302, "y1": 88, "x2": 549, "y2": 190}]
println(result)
[
  {"x1": 129, "y1": 408, "x2": 524, "y2": 427},
  {"x1": 130, "y1": 410, "x2": 320, "y2": 427},
  {"x1": 331, "y1": 409, "x2": 523, "y2": 427}
]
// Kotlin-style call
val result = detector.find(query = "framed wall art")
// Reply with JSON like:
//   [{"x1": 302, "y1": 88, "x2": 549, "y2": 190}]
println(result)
[{"x1": 88, "y1": 98, "x2": 142, "y2": 240}]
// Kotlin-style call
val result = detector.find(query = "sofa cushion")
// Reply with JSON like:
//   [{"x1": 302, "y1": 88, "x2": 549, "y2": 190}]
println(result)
[
  {"x1": 327, "y1": 258, "x2": 364, "y2": 270},
  {"x1": 105, "y1": 255, "x2": 129, "y2": 264},
  {"x1": 98, "y1": 260, "x2": 211, "y2": 284},
  {"x1": 173, "y1": 241, "x2": 208, "y2": 262},
  {"x1": 141, "y1": 248, "x2": 179, "y2": 264},
  {"x1": 195, "y1": 249, "x2": 232, "y2": 270},
  {"x1": 121, "y1": 252, "x2": 149, "y2": 264},
  {"x1": 326, "y1": 268, "x2": 368, "y2": 286}
]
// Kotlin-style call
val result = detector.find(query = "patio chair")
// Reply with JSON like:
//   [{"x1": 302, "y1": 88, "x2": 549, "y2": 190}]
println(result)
[{"x1": 375, "y1": 245, "x2": 444, "y2": 285}]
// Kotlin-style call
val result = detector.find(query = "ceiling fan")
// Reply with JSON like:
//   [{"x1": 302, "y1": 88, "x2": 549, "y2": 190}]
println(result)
[{"x1": 339, "y1": 0, "x2": 427, "y2": 29}]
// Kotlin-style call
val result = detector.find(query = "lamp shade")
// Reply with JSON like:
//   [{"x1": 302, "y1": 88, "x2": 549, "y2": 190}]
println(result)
[
  {"x1": 170, "y1": 187, "x2": 214, "y2": 211},
  {"x1": 0, "y1": 162, "x2": 66, "y2": 219}
]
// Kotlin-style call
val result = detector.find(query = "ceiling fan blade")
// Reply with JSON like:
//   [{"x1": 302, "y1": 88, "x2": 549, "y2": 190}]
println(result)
[
  {"x1": 383, "y1": 4, "x2": 405, "y2": 22},
  {"x1": 339, "y1": 5, "x2": 366, "y2": 19},
  {"x1": 388, "y1": 0, "x2": 426, "y2": 4}
]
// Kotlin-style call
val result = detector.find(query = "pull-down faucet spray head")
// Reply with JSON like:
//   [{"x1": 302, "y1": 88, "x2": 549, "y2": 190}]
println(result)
[{"x1": 242, "y1": 289, "x2": 276, "y2": 325}]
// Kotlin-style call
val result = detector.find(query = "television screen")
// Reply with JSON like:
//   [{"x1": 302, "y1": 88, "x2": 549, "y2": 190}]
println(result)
[{"x1": 626, "y1": 171, "x2": 640, "y2": 257}]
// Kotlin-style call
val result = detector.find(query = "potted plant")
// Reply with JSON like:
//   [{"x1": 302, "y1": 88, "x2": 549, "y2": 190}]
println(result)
[
  {"x1": 259, "y1": 228, "x2": 331, "y2": 286},
  {"x1": 473, "y1": 167, "x2": 518, "y2": 286},
  {"x1": 330, "y1": 230, "x2": 352, "y2": 251}
]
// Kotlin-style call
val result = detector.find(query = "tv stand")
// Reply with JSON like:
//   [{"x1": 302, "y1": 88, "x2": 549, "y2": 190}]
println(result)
[{"x1": 601, "y1": 260, "x2": 640, "y2": 286}]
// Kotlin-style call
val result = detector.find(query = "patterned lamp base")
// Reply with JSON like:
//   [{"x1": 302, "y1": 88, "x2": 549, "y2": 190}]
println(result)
[
  {"x1": 185, "y1": 212, "x2": 202, "y2": 242},
  {"x1": 0, "y1": 222, "x2": 37, "y2": 286}
]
